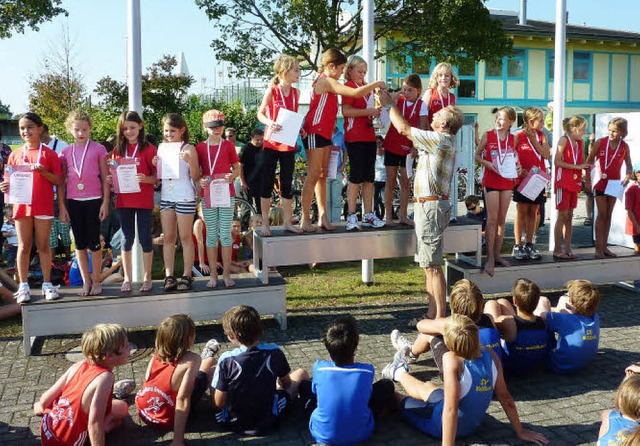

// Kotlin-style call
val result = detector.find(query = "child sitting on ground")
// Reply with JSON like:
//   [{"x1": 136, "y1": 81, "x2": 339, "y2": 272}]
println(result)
[
  {"x1": 34, "y1": 324, "x2": 131, "y2": 446},
  {"x1": 390, "y1": 279, "x2": 501, "y2": 373},
  {"x1": 465, "y1": 195, "x2": 486, "y2": 247},
  {"x1": 534, "y1": 279, "x2": 601, "y2": 374},
  {"x1": 299, "y1": 315, "x2": 394, "y2": 445},
  {"x1": 383, "y1": 314, "x2": 548, "y2": 445},
  {"x1": 211, "y1": 305, "x2": 309, "y2": 435},
  {"x1": 1, "y1": 207, "x2": 18, "y2": 268},
  {"x1": 135, "y1": 314, "x2": 219, "y2": 445},
  {"x1": 242, "y1": 214, "x2": 263, "y2": 258},
  {"x1": 484, "y1": 278, "x2": 548, "y2": 375},
  {"x1": 597, "y1": 374, "x2": 640, "y2": 445}
]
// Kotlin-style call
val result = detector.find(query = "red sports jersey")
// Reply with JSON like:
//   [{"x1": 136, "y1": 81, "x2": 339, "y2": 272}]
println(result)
[
  {"x1": 41, "y1": 362, "x2": 112, "y2": 446},
  {"x1": 481, "y1": 130, "x2": 517, "y2": 191},
  {"x1": 342, "y1": 80, "x2": 376, "y2": 143},
  {"x1": 264, "y1": 85, "x2": 299, "y2": 152},
  {"x1": 303, "y1": 74, "x2": 339, "y2": 140},
  {"x1": 135, "y1": 355, "x2": 179, "y2": 430},
  {"x1": 8, "y1": 144, "x2": 63, "y2": 219},
  {"x1": 383, "y1": 96, "x2": 424, "y2": 156},
  {"x1": 515, "y1": 129, "x2": 546, "y2": 185},
  {"x1": 593, "y1": 136, "x2": 628, "y2": 192},
  {"x1": 625, "y1": 183, "x2": 640, "y2": 236},
  {"x1": 195, "y1": 139, "x2": 240, "y2": 197},
  {"x1": 112, "y1": 143, "x2": 157, "y2": 210},
  {"x1": 427, "y1": 88, "x2": 456, "y2": 127},
  {"x1": 554, "y1": 136, "x2": 584, "y2": 192}
]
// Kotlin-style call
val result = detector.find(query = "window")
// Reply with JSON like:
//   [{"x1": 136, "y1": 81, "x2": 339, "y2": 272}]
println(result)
[
  {"x1": 573, "y1": 52, "x2": 591, "y2": 81},
  {"x1": 486, "y1": 59, "x2": 503, "y2": 77},
  {"x1": 458, "y1": 80, "x2": 476, "y2": 98},
  {"x1": 547, "y1": 53, "x2": 555, "y2": 79},
  {"x1": 507, "y1": 49, "x2": 525, "y2": 78}
]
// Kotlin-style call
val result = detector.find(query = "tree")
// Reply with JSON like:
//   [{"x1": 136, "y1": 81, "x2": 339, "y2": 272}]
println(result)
[
  {"x1": 194, "y1": 0, "x2": 512, "y2": 77},
  {"x1": 0, "y1": 100, "x2": 11, "y2": 118},
  {"x1": 0, "y1": 0, "x2": 67, "y2": 39}
]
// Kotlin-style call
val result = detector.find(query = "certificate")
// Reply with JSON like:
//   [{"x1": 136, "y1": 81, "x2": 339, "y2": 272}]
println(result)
[
  {"x1": 157, "y1": 142, "x2": 181, "y2": 179},
  {"x1": 590, "y1": 162, "x2": 603, "y2": 191},
  {"x1": 204, "y1": 178, "x2": 231, "y2": 208},
  {"x1": 406, "y1": 153, "x2": 414, "y2": 178},
  {"x1": 496, "y1": 152, "x2": 518, "y2": 179},
  {"x1": 604, "y1": 180, "x2": 625, "y2": 200},
  {"x1": 517, "y1": 169, "x2": 550, "y2": 201},
  {"x1": 269, "y1": 108, "x2": 305, "y2": 147},
  {"x1": 327, "y1": 147, "x2": 340, "y2": 180},
  {"x1": 5, "y1": 165, "x2": 33, "y2": 205},
  {"x1": 110, "y1": 159, "x2": 141, "y2": 194}
]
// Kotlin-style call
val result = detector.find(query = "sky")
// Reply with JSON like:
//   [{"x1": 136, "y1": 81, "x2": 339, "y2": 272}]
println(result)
[{"x1": 1, "y1": 0, "x2": 640, "y2": 115}]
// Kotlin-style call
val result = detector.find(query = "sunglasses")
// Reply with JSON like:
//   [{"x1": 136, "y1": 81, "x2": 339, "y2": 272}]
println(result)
[{"x1": 467, "y1": 205, "x2": 477, "y2": 211}]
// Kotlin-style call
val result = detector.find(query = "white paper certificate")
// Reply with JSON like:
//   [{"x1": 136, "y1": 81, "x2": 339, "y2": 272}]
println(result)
[
  {"x1": 327, "y1": 148, "x2": 340, "y2": 180},
  {"x1": 517, "y1": 170, "x2": 550, "y2": 201},
  {"x1": 406, "y1": 153, "x2": 414, "y2": 178},
  {"x1": 8, "y1": 171, "x2": 33, "y2": 204},
  {"x1": 209, "y1": 180, "x2": 231, "y2": 207},
  {"x1": 116, "y1": 164, "x2": 141, "y2": 193},
  {"x1": 605, "y1": 180, "x2": 625, "y2": 200},
  {"x1": 270, "y1": 108, "x2": 305, "y2": 147},
  {"x1": 498, "y1": 152, "x2": 518, "y2": 179},
  {"x1": 158, "y1": 142, "x2": 181, "y2": 179}
]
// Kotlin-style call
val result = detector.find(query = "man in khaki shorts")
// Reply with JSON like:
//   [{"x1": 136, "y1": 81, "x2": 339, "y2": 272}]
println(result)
[{"x1": 378, "y1": 91, "x2": 464, "y2": 319}]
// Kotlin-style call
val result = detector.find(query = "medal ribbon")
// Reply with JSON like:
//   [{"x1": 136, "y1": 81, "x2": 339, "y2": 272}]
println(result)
[
  {"x1": 495, "y1": 130, "x2": 510, "y2": 165},
  {"x1": 23, "y1": 143, "x2": 43, "y2": 165},
  {"x1": 207, "y1": 140, "x2": 222, "y2": 176},
  {"x1": 126, "y1": 144, "x2": 139, "y2": 159},
  {"x1": 525, "y1": 132, "x2": 543, "y2": 162},
  {"x1": 437, "y1": 89, "x2": 449, "y2": 108},
  {"x1": 604, "y1": 139, "x2": 622, "y2": 171},
  {"x1": 403, "y1": 97, "x2": 419, "y2": 120},
  {"x1": 71, "y1": 139, "x2": 91, "y2": 181},
  {"x1": 565, "y1": 134, "x2": 579, "y2": 165},
  {"x1": 278, "y1": 85, "x2": 297, "y2": 111}
]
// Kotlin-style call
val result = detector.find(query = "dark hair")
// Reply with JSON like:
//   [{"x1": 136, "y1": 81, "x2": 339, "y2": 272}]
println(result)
[
  {"x1": 319, "y1": 48, "x2": 348, "y2": 73},
  {"x1": 222, "y1": 305, "x2": 263, "y2": 345},
  {"x1": 162, "y1": 113, "x2": 190, "y2": 143},
  {"x1": 403, "y1": 73, "x2": 422, "y2": 90},
  {"x1": 101, "y1": 140, "x2": 114, "y2": 153},
  {"x1": 251, "y1": 128, "x2": 265, "y2": 137},
  {"x1": 512, "y1": 278, "x2": 540, "y2": 314},
  {"x1": 116, "y1": 111, "x2": 146, "y2": 156},
  {"x1": 323, "y1": 315, "x2": 359, "y2": 366},
  {"x1": 21, "y1": 112, "x2": 44, "y2": 127}
]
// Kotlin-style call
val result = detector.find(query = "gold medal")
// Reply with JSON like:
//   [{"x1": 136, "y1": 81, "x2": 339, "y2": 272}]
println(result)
[
  {"x1": 602, "y1": 173, "x2": 608, "y2": 179},
  {"x1": 77, "y1": 183, "x2": 84, "y2": 191},
  {"x1": 573, "y1": 174, "x2": 578, "y2": 180}
]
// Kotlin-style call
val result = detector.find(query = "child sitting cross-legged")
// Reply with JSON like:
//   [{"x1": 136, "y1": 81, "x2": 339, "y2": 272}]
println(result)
[
  {"x1": 382, "y1": 314, "x2": 548, "y2": 445},
  {"x1": 299, "y1": 315, "x2": 395, "y2": 445},
  {"x1": 534, "y1": 279, "x2": 601, "y2": 374},
  {"x1": 597, "y1": 374, "x2": 640, "y2": 445},
  {"x1": 484, "y1": 278, "x2": 548, "y2": 376},
  {"x1": 211, "y1": 305, "x2": 309, "y2": 435}
]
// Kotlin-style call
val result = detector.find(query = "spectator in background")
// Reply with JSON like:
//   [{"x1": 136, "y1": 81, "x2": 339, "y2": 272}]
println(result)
[
  {"x1": 373, "y1": 136, "x2": 386, "y2": 220},
  {"x1": 544, "y1": 102, "x2": 554, "y2": 133},
  {"x1": 225, "y1": 127, "x2": 243, "y2": 154},
  {"x1": 239, "y1": 129, "x2": 265, "y2": 215},
  {"x1": 2, "y1": 208, "x2": 18, "y2": 268},
  {"x1": 327, "y1": 126, "x2": 348, "y2": 223},
  {"x1": 0, "y1": 130, "x2": 12, "y2": 245}
]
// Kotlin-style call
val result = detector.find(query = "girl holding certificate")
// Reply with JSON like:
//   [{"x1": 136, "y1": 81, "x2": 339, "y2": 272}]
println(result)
[
  {"x1": 512, "y1": 107, "x2": 551, "y2": 261},
  {"x1": 111, "y1": 111, "x2": 157, "y2": 293},
  {"x1": 585, "y1": 117, "x2": 632, "y2": 259},
  {"x1": 553, "y1": 116, "x2": 590, "y2": 260},
  {"x1": 301, "y1": 48, "x2": 386, "y2": 232},
  {"x1": 155, "y1": 113, "x2": 199, "y2": 292},
  {"x1": 195, "y1": 109, "x2": 240, "y2": 288},
  {"x1": 59, "y1": 110, "x2": 110, "y2": 296},
  {"x1": 475, "y1": 107, "x2": 519, "y2": 277},
  {"x1": 257, "y1": 54, "x2": 304, "y2": 236},
  {"x1": 0, "y1": 112, "x2": 63, "y2": 303}
]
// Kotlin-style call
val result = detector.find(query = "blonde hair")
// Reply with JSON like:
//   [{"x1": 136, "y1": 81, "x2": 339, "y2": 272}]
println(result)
[
  {"x1": 269, "y1": 207, "x2": 284, "y2": 226},
  {"x1": 433, "y1": 106, "x2": 465, "y2": 136},
  {"x1": 449, "y1": 279, "x2": 484, "y2": 323},
  {"x1": 562, "y1": 115, "x2": 587, "y2": 134},
  {"x1": 272, "y1": 54, "x2": 299, "y2": 86},
  {"x1": 65, "y1": 109, "x2": 92, "y2": 132},
  {"x1": 428, "y1": 62, "x2": 460, "y2": 89},
  {"x1": 444, "y1": 314, "x2": 481, "y2": 360},
  {"x1": 617, "y1": 374, "x2": 640, "y2": 418},
  {"x1": 497, "y1": 106, "x2": 517, "y2": 123},
  {"x1": 81, "y1": 323, "x2": 128, "y2": 365},
  {"x1": 318, "y1": 48, "x2": 347, "y2": 73},
  {"x1": 522, "y1": 107, "x2": 544, "y2": 130},
  {"x1": 155, "y1": 314, "x2": 196, "y2": 363},
  {"x1": 609, "y1": 117, "x2": 628, "y2": 139},
  {"x1": 344, "y1": 55, "x2": 367, "y2": 81},
  {"x1": 566, "y1": 279, "x2": 600, "y2": 317},
  {"x1": 512, "y1": 278, "x2": 540, "y2": 314}
]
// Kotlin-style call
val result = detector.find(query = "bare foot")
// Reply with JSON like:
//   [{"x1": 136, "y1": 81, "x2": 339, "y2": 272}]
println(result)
[
  {"x1": 207, "y1": 277, "x2": 218, "y2": 288},
  {"x1": 595, "y1": 251, "x2": 606, "y2": 259},
  {"x1": 385, "y1": 219, "x2": 397, "y2": 227},
  {"x1": 319, "y1": 216, "x2": 335, "y2": 231},
  {"x1": 604, "y1": 248, "x2": 618, "y2": 257},
  {"x1": 566, "y1": 251, "x2": 578, "y2": 259},
  {"x1": 223, "y1": 275, "x2": 235, "y2": 288},
  {"x1": 553, "y1": 252, "x2": 570, "y2": 260},
  {"x1": 483, "y1": 262, "x2": 495, "y2": 277},
  {"x1": 89, "y1": 284, "x2": 102, "y2": 296},
  {"x1": 120, "y1": 281, "x2": 132, "y2": 292},
  {"x1": 79, "y1": 281, "x2": 92, "y2": 297},
  {"x1": 259, "y1": 225, "x2": 272, "y2": 237},
  {"x1": 399, "y1": 219, "x2": 414, "y2": 227},
  {"x1": 284, "y1": 222, "x2": 303, "y2": 234},
  {"x1": 495, "y1": 257, "x2": 511, "y2": 267},
  {"x1": 140, "y1": 281, "x2": 153, "y2": 292},
  {"x1": 300, "y1": 222, "x2": 315, "y2": 233}
]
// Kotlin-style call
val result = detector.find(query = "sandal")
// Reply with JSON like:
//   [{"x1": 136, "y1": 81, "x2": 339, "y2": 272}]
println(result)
[
  {"x1": 176, "y1": 276, "x2": 194, "y2": 291},
  {"x1": 163, "y1": 275, "x2": 178, "y2": 292}
]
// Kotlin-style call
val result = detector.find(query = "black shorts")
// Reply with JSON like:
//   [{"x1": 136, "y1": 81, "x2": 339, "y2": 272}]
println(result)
[
  {"x1": 594, "y1": 189, "x2": 606, "y2": 197},
  {"x1": 384, "y1": 150, "x2": 407, "y2": 168},
  {"x1": 430, "y1": 335, "x2": 449, "y2": 375},
  {"x1": 633, "y1": 235, "x2": 640, "y2": 244},
  {"x1": 303, "y1": 134, "x2": 332, "y2": 150},
  {"x1": 67, "y1": 198, "x2": 102, "y2": 251},
  {"x1": 513, "y1": 188, "x2": 545, "y2": 204},
  {"x1": 346, "y1": 141, "x2": 376, "y2": 184}
]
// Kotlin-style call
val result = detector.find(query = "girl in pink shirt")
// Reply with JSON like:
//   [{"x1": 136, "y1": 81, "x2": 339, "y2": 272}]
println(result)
[{"x1": 59, "y1": 110, "x2": 110, "y2": 296}]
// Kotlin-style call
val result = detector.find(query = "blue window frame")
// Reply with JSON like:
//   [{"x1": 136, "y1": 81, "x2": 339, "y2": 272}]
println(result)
[
  {"x1": 573, "y1": 52, "x2": 591, "y2": 82},
  {"x1": 485, "y1": 49, "x2": 526, "y2": 80}
]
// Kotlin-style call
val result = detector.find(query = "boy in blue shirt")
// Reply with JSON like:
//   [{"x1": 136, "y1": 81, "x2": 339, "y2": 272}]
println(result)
[
  {"x1": 534, "y1": 279, "x2": 601, "y2": 374},
  {"x1": 484, "y1": 278, "x2": 548, "y2": 375},
  {"x1": 300, "y1": 315, "x2": 394, "y2": 445},
  {"x1": 211, "y1": 305, "x2": 309, "y2": 435}
]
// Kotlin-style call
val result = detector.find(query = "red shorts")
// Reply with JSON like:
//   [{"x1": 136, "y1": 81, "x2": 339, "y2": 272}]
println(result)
[{"x1": 555, "y1": 188, "x2": 578, "y2": 211}]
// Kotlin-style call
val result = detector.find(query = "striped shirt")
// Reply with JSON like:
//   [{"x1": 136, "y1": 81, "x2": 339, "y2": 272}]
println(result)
[{"x1": 410, "y1": 128, "x2": 456, "y2": 198}]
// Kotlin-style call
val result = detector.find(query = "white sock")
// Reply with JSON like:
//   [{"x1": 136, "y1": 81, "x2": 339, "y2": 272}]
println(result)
[
  {"x1": 394, "y1": 366, "x2": 407, "y2": 381},
  {"x1": 19, "y1": 282, "x2": 29, "y2": 289}
]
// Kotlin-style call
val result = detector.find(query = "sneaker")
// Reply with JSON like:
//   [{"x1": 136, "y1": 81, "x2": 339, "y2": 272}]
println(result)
[
  {"x1": 201, "y1": 338, "x2": 221, "y2": 359},
  {"x1": 362, "y1": 212, "x2": 385, "y2": 229},
  {"x1": 14, "y1": 285, "x2": 30, "y2": 304},
  {"x1": 390, "y1": 329, "x2": 417, "y2": 364},
  {"x1": 381, "y1": 349, "x2": 409, "y2": 382},
  {"x1": 113, "y1": 379, "x2": 136, "y2": 399},
  {"x1": 512, "y1": 244, "x2": 528, "y2": 260},
  {"x1": 42, "y1": 283, "x2": 60, "y2": 301},
  {"x1": 525, "y1": 243, "x2": 542, "y2": 260},
  {"x1": 346, "y1": 213, "x2": 359, "y2": 231}
]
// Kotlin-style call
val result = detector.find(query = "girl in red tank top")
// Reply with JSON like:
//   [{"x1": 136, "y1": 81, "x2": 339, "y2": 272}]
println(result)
[
  {"x1": 300, "y1": 48, "x2": 386, "y2": 232},
  {"x1": 136, "y1": 315, "x2": 218, "y2": 442},
  {"x1": 552, "y1": 116, "x2": 590, "y2": 259},
  {"x1": 475, "y1": 107, "x2": 520, "y2": 277},
  {"x1": 421, "y1": 62, "x2": 459, "y2": 129},
  {"x1": 512, "y1": 107, "x2": 551, "y2": 260},
  {"x1": 257, "y1": 54, "x2": 304, "y2": 236},
  {"x1": 585, "y1": 117, "x2": 633, "y2": 259}
]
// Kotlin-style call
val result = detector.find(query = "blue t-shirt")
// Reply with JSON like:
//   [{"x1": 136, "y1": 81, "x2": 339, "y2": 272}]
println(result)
[
  {"x1": 478, "y1": 314, "x2": 501, "y2": 362},
  {"x1": 501, "y1": 315, "x2": 548, "y2": 375},
  {"x1": 69, "y1": 253, "x2": 94, "y2": 286},
  {"x1": 545, "y1": 312, "x2": 599, "y2": 374},
  {"x1": 598, "y1": 410, "x2": 638, "y2": 446},
  {"x1": 309, "y1": 360, "x2": 374, "y2": 445}
]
